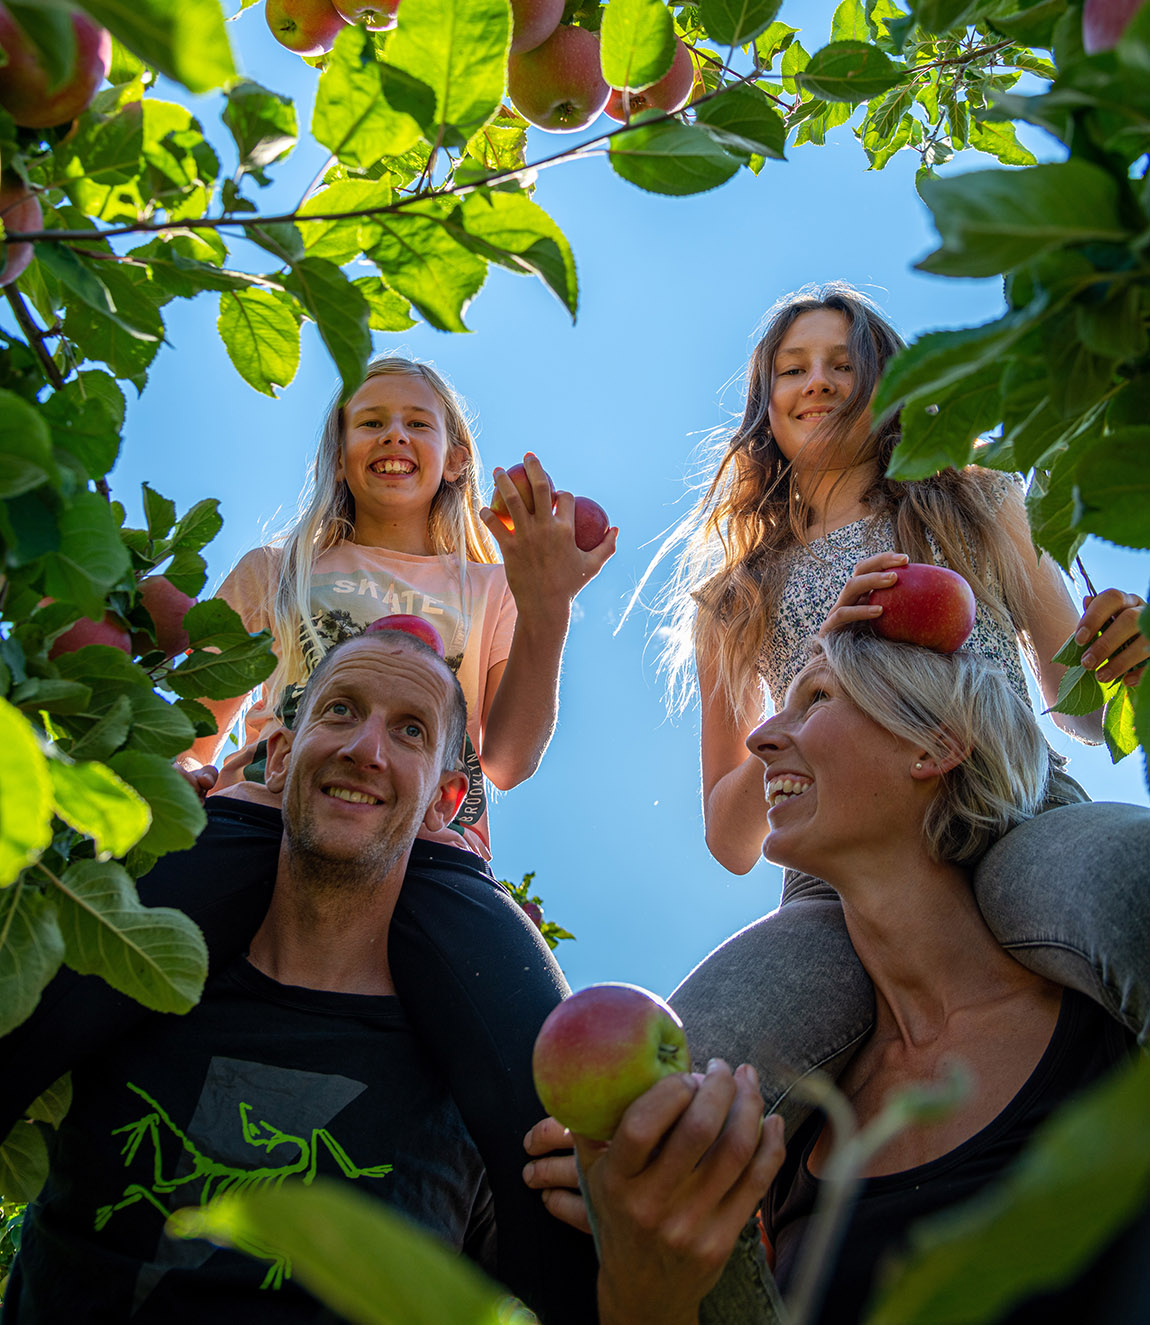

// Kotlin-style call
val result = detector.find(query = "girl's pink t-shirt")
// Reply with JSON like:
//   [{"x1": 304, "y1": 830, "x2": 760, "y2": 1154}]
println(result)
[{"x1": 210, "y1": 540, "x2": 517, "y2": 858}]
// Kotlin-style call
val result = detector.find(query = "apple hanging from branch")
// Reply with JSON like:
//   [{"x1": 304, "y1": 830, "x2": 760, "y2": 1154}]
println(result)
[
  {"x1": 604, "y1": 39, "x2": 696, "y2": 121},
  {"x1": 265, "y1": 0, "x2": 349, "y2": 55},
  {"x1": 533, "y1": 983, "x2": 691, "y2": 1140},
  {"x1": 0, "y1": 4, "x2": 111, "y2": 129},
  {"x1": 867, "y1": 563, "x2": 977, "y2": 653},
  {"x1": 0, "y1": 177, "x2": 41, "y2": 287},
  {"x1": 508, "y1": 25, "x2": 610, "y2": 132}
]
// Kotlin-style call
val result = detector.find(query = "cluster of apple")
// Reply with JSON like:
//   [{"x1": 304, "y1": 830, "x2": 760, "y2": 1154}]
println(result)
[
  {"x1": 489, "y1": 462, "x2": 609, "y2": 552},
  {"x1": 0, "y1": 4, "x2": 111, "y2": 286},
  {"x1": 45, "y1": 577, "x2": 197, "y2": 663},
  {"x1": 265, "y1": 0, "x2": 400, "y2": 56}
]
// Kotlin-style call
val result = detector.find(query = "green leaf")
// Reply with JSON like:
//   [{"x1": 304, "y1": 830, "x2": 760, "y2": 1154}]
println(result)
[
  {"x1": 48, "y1": 758, "x2": 152, "y2": 859},
  {"x1": 1072, "y1": 429, "x2": 1150, "y2": 550},
  {"x1": 298, "y1": 181, "x2": 393, "y2": 263},
  {"x1": 223, "y1": 80, "x2": 298, "y2": 184},
  {"x1": 369, "y1": 210, "x2": 488, "y2": 333},
  {"x1": 9, "y1": 678, "x2": 93, "y2": 717},
  {"x1": 77, "y1": 0, "x2": 236, "y2": 94},
  {"x1": 387, "y1": 0, "x2": 510, "y2": 148},
  {"x1": 281, "y1": 258, "x2": 372, "y2": 405},
  {"x1": 0, "y1": 884, "x2": 65, "y2": 1039},
  {"x1": 797, "y1": 40, "x2": 905, "y2": 102},
  {"x1": 1074, "y1": 286, "x2": 1148, "y2": 362},
  {"x1": 26, "y1": 1074, "x2": 72, "y2": 1127},
  {"x1": 755, "y1": 20, "x2": 799, "y2": 66},
  {"x1": 169, "y1": 497, "x2": 223, "y2": 557},
  {"x1": 699, "y1": 0, "x2": 782, "y2": 48},
  {"x1": 122, "y1": 688, "x2": 197, "y2": 758},
  {"x1": 181, "y1": 598, "x2": 253, "y2": 648},
  {"x1": 0, "y1": 1118, "x2": 50, "y2": 1204},
  {"x1": 0, "y1": 387, "x2": 57, "y2": 498},
  {"x1": 105, "y1": 752, "x2": 206, "y2": 855},
  {"x1": 66, "y1": 692, "x2": 134, "y2": 763},
  {"x1": 780, "y1": 38, "x2": 810, "y2": 93},
  {"x1": 887, "y1": 363, "x2": 1003, "y2": 480},
  {"x1": 41, "y1": 377, "x2": 122, "y2": 481},
  {"x1": 170, "y1": 1179, "x2": 508, "y2": 1325},
  {"x1": 918, "y1": 161, "x2": 1131, "y2": 279},
  {"x1": 312, "y1": 26, "x2": 422, "y2": 170},
  {"x1": 1051, "y1": 663, "x2": 1105, "y2": 717},
  {"x1": 217, "y1": 288, "x2": 301, "y2": 398},
  {"x1": 352, "y1": 276, "x2": 417, "y2": 331},
  {"x1": 458, "y1": 190, "x2": 578, "y2": 319},
  {"x1": 164, "y1": 645, "x2": 277, "y2": 703},
  {"x1": 904, "y1": 0, "x2": 998, "y2": 30},
  {"x1": 695, "y1": 83, "x2": 787, "y2": 161},
  {"x1": 610, "y1": 119, "x2": 741, "y2": 196},
  {"x1": 831, "y1": 0, "x2": 868, "y2": 41},
  {"x1": 967, "y1": 117, "x2": 1037, "y2": 166},
  {"x1": 866, "y1": 1053, "x2": 1150, "y2": 1324},
  {"x1": 1103, "y1": 684, "x2": 1138, "y2": 763},
  {"x1": 142, "y1": 482, "x2": 176, "y2": 540},
  {"x1": 50, "y1": 859, "x2": 207, "y2": 1013},
  {"x1": 36, "y1": 244, "x2": 159, "y2": 341},
  {"x1": 600, "y1": 0, "x2": 676, "y2": 93},
  {"x1": 41, "y1": 490, "x2": 132, "y2": 619}
]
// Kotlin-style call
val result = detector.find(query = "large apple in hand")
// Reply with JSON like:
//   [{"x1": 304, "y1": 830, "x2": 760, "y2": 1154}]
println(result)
[
  {"x1": 365, "y1": 613, "x2": 446, "y2": 656},
  {"x1": 265, "y1": 0, "x2": 349, "y2": 55},
  {"x1": 508, "y1": 25, "x2": 610, "y2": 133},
  {"x1": 0, "y1": 5, "x2": 111, "y2": 128},
  {"x1": 572, "y1": 495, "x2": 609, "y2": 552},
  {"x1": 604, "y1": 39, "x2": 695, "y2": 121},
  {"x1": 0, "y1": 177, "x2": 41, "y2": 287},
  {"x1": 867, "y1": 563, "x2": 977, "y2": 653},
  {"x1": 134, "y1": 576, "x2": 196, "y2": 659},
  {"x1": 490, "y1": 462, "x2": 557, "y2": 533},
  {"x1": 533, "y1": 983, "x2": 690, "y2": 1140},
  {"x1": 1082, "y1": 0, "x2": 1146, "y2": 51}
]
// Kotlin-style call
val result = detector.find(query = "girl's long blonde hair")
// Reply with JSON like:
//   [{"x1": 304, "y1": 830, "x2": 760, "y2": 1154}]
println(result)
[
  {"x1": 264, "y1": 357, "x2": 498, "y2": 709},
  {"x1": 656, "y1": 283, "x2": 1038, "y2": 726}
]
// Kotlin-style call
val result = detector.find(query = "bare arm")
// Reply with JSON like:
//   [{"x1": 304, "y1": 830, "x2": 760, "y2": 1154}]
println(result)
[
  {"x1": 699, "y1": 646, "x2": 772, "y2": 875},
  {"x1": 478, "y1": 455, "x2": 616, "y2": 791}
]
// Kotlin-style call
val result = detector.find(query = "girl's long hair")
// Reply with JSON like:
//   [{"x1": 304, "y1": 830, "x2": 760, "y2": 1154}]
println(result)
[
  {"x1": 264, "y1": 357, "x2": 498, "y2": 706},
  {"x1": 655, "y1": 283, "x2": 1038, "y2": 726}
]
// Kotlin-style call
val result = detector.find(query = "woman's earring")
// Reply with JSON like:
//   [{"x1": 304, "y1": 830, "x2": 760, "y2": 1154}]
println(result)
[{"x1": 914, "y1": 761, "x2": 924, "y2": 769}]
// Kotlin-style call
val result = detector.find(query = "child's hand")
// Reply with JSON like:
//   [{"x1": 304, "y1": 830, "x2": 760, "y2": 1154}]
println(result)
[
  {"x1": 819, "y1": 551, "x2": 909, "y2": 636},
  {"x1": 1076, "y1": 588, "x2": 1149, "y2": 685},
  {"x1": 523, "y1": 1115, "x2": 591, "y2": 1234},
  {"x1": 175, "y1": 761, "x2": 218, "y2": 801}
]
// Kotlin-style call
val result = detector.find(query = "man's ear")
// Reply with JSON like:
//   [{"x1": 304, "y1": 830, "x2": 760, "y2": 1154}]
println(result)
[
  {"x1": 265, "y1": 727, "x2": 294, "y2": 795},
  {"x1": 424, "y1": 770, "x2": 468, "y2": 833}
]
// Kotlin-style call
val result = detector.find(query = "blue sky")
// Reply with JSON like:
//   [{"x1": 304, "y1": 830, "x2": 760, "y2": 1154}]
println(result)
[{"x1": 108, "y1": 0, "x2": 1150, "y2": 998}]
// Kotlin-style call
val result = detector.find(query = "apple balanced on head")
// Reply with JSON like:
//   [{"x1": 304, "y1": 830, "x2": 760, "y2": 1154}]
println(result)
[
  {"x1": 867, "y1": 563, "x2": 977, "y2": 653},
  {"x1": 532, "y1": 983, "x2": 690, "y2": 1141}
]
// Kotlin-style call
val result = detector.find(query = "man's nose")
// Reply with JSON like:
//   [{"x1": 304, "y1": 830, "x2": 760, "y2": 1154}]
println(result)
[{"x1": 339, "y1": 717, "x2": 389, "y2": 768}]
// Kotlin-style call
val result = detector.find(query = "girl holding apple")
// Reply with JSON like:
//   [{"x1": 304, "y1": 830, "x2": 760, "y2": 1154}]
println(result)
[{"x1": 652, "y1": 283, "x2": 1150, "y2": 1128}]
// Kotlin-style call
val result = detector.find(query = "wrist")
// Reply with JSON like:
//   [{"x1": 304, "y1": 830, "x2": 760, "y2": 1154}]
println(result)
[{"x1": 598, "y1": 1276, "x2": 699, "y2": 1325}]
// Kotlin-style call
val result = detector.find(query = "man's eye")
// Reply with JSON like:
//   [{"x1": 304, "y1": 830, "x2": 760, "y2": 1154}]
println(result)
[
  {"x1": 327, "y1": 700, "x2": 352, "y2": 717},
  {"x1": 401, "y1": 722, "x2": 425, "y2": 740}
]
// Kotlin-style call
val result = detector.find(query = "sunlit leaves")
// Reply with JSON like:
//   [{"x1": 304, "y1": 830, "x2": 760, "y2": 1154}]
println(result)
[
  {"x1": 41, "y1": 491, "x2": 132, "y2": 619},
  {"x1": 218, "y1": 288, "x2": 301, "y2": 398},
  {"x1": 610, "y1": 119, "x2": 741, "y2": 195},
  {"x1": 354, "y1": 277, "x2": 417, "y2": 331},
  {"x1": 369, "y1": 208, "x2": 488, "y2": 332},
  {"x1": 887, "y1": 362, "x2": 1003, "y2": 480},
  {"x1": 298, "y1": 181, "x2": 394, "y2": 264},
  {"x1": 917, "y1": 161, "x2": 1131, "y2": 278},
  {"x1": 0, "y1": 389, "x2": 56, "y2": 499},
  {"x1": 281, "y1": 258, "x2": 372, "y2": 404},
  {"x1": 695, "y1": 83, "x2": 787, "y2": 161},
  {"x1": 458, "y1": 190, "x2": 578, "y2": 319},
  {"x1": 313, "y1": 26, "x2": 422, "y2": 170},
  {"x1": 699, "y1": 0, "x2": 782, "y2": 48},
  {"x1": 387, "y1": 0, "x2": 510, "y2": 148},
  {"x1": 223, "y1": 81, "x2": 298, "y2": 187},
  {"x1": 49, "y1": 859, "x2": 207, "y2": 1013},
  {"x1": 600, "y1": 0, "x2": 676, "y2": 94},
  {"x1": 105, "y1": 753, "x2": 205, "y2": 855},
  {"x1": 0, "y1": 1115, "x2": 52, "y2": 1203},
  {"x1": 77, "y1": 0, "x2": 236, "y2": 94},
  {"x1": 797, "y1": 40, "x2": 906, "y2": 102},
  {"x1": 48, "y1": 759, "x2": 151, "y2": 860},
  {"x1": 1072, "y1": 429, "x2": 1150, "y2": 550},
  {"x1": 0, "y1": 699, "x2": 53, "y2": 887}
]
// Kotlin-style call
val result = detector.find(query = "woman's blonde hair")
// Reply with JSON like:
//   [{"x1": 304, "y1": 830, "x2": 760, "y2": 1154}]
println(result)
[
  {"x1": 655, "y1": 283, "x2": 1038, "y2": 726},
  {"x1": 265, "y1": 357, "x2": 498, "y2": 707},
  {"x1": 817, "y1": 629, "x2": 1052, "y2": 864}
]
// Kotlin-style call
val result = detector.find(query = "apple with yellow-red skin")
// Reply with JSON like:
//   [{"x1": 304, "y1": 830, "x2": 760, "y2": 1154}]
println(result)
[
  {"x1": 0, "y1": 4, "x2": 111, "y2": 128},
  {"x1": 364, "y1": 613, "x2": 446, "y2": 657},
  {"x1": 265, "y1": 0, "x2": 349, "y2": 55},
  {"x1": 867, "y1": 563, "x2": 977, "y2": 653},
  {"x1": 0, "y1": 177, "x2": 41, "y2": 287},
  {"x1": 490, "y1": 462, "x2": 557, "y2": 533},
  {"x1": 508, "y1": 25, "x2": 610, "y2": 133},
  {"x1": 604, "y1": 39, "x2": 695, "y2": 121},
  {"x1": 533, "y1": 983, "x2": 691, "y2": 1140},
  {"x1": 1082, "y1": 0, "x2": 1147, "y2": 51}
]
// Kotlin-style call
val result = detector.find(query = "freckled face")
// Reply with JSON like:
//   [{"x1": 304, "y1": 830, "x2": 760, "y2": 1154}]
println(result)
[
  {"x1": 283, "y1": 637, "x2": 455, "y2": 876},
  {"x1": 767, "y1": 309, "x2": 870, "y2": 469},
  {"x1": 746, "y1": 658, "x2": 920, "y2": 881},
  {"x1": 337, "y1": 374, "x2": 465, "y2": 545}
]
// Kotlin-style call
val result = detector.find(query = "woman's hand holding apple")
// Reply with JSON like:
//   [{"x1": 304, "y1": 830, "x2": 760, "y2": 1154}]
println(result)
[{"x1": 522, "y1": 1115, "x2": 591, "y2": 1234}]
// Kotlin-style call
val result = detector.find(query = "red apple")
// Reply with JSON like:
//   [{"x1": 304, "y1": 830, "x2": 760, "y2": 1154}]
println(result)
[
  {"x1": 508, "y1": 25, "x2": 610, "y2": 133},
  {"x1": 867, "y1": 563, "x2": 977, "y2": 653},
  {"x1": 364, "y1": 613, "x2": 446, "y2": 657},
  {"x1": 572, "y1": 495, "x2": 609, "y2": 552},
  {"x1": 1082, "y1": 0, "x2": 1147, "y2": 51},
  {"x1": 0, "y1": 177, "x2": 40, "y2": 287},
  {"x1": 521, "y1": 900, "x2": 544, "y2": 929},
  {"x1": 532, "y1": 982, "x2": 690, "y2": 1140},
  {"x1": 604, "y1": 39, "x2": 695, "y2": 121},
  {"x1": 134, "y1": 576, "x2": 196, "y2": 659},
  {"x1": 265, "y1": 0, "x2": 349, "y2": 55},
  {"x1": 510, "y1": 0, "x2": 565, "y2": 54},
  {"x1": 490, "y1": 461, "x2": 557, "y2": 533},
  {"x1": 0, "y1": 5, "x2": 111, "y2": 129},
  {"x1": 48, "y1": 612, "x2": 132, "y2": 660},
  {"x1": 332, "y1": 0, "x2": 400, "y2": 30}
]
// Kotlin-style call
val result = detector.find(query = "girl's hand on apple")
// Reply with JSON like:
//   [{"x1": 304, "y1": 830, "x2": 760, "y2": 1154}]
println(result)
[
  {"x1": 1076, "y1": 589, "x2": 1149, "y2": 685},
  {"x1": 523, "y1": 1115, "x2": 592, "y2": 1235},
  {"x1": 575, "y1": 1061, "x2": 784, "y2": 1325},
  {"x1": 819, "y1": 551, "x2": 909, "y2": 636}
]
